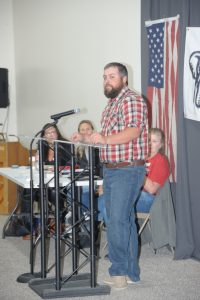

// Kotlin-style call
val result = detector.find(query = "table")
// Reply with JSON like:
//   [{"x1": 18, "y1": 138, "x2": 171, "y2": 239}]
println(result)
[
  {"x1": 0, "y1": 166, "x2": 103, "y2": 238},
  {"x1": 0, "y1": 166, "x2": 103, "y2": 189}
]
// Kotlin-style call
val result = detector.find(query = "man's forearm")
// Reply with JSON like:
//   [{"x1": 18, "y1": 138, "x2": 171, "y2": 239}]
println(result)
[{"x1": 106, "y1": 127, "x2": 141, "y2": 145}]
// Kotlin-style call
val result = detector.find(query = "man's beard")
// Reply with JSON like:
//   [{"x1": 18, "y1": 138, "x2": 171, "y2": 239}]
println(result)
[{"x1": 104, "y1": 84, "x2": 123, "y2": 99}]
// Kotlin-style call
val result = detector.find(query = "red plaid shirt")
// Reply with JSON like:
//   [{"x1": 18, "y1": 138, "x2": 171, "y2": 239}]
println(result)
[{"x1": 100, "y1": 87, "x2": 148, "y2": 163}]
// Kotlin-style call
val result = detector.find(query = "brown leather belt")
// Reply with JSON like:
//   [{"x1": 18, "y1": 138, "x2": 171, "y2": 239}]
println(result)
[{"x1": 104, "y1": 160, "x2": 145, "y2": 169}]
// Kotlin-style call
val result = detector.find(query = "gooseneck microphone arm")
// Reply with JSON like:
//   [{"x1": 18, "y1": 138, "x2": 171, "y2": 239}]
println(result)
[
  {"x1": 29, "y1": 120, "x2": 58, "y2": 276},
  {"x1": 50, "y1": 108, "x2": 80, "y2": 120}
]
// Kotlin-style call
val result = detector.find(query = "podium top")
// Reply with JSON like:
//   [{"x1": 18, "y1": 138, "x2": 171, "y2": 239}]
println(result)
[
  {"x1": 54, "y1": 139, "x2": 105, "y2": 149},
  {"x1": 18, "y1": 135, "x2": 105, "y2": 149}
]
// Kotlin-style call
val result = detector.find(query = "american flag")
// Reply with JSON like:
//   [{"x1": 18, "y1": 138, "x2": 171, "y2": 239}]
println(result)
[{"x1": 145, "y1": 15, "x2": 180, "y2": 182}]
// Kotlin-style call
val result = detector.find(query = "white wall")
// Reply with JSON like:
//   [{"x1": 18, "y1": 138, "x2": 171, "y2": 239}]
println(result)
[
  {"x1": 0, "y1": 0, "x2": 17, "y2": 140},
  {"x1": 2, "y1": 0, "x2": 141, "y2": 146}
]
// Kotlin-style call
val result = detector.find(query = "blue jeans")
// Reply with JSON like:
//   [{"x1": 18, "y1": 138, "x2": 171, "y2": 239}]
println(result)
[
  {"x1": 81, "y1": 186, "x2": 90, "y2": 213},
  {"x1": 97, "y1": 194, "x2": 108, "y2": 224},
  {"x1": 103, "y1": 165, "x2": 145, "y2": 282},
  {"x1": 81, "y1": 186, "x2": 107, "y2": 222},
  {"x1": 135, "y1": 191, "x2": 155, "y2": 213}
]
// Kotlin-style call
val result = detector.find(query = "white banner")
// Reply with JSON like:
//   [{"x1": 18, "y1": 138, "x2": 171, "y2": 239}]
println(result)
[{"x1": 184, "y1": 27, "x2": 200, "y2": 121}]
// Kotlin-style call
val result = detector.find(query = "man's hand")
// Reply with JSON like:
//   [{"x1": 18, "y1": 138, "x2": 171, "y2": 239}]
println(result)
[{"x1": 90, "y1": 132, "x2": 107, "y2": 144}]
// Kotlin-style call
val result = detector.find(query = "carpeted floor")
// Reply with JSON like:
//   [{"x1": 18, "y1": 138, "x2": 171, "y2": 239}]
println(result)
[{"x1": 0, "y1": 215, "x2": 199, "y2": 300}]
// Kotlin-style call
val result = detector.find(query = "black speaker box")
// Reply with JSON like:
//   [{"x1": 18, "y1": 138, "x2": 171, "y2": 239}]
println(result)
[{"x1": 0, "y1": 68, "x2": 9, "y2": 108}]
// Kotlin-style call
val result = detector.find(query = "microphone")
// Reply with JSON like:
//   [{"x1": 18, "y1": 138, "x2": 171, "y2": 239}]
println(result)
[{"x1": 50, "y1": 108, "x2": 80, "y2": 120}]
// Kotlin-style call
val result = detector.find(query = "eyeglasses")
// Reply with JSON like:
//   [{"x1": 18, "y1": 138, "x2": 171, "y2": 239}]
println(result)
[{"x1": 45, "y1": 130, "x2": 57, "y2": 136}]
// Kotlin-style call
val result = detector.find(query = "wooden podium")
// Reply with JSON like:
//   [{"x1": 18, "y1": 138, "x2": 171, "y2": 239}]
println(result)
[{"x1": 0, "y1": 141, "x2": 30, "y2": 214}]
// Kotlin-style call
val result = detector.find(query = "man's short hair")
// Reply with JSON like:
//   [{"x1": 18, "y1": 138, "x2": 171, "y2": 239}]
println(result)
[{"x1": 104, "y1": 62, "x2": 128, "y2": 78}]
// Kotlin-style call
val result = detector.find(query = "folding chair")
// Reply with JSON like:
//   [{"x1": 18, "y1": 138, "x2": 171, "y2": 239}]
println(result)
[
  {"x1": 148, "y1": 180, "x2": 176, "y2": 254},
  {"x1": 136, "y1": 212, "x2": 151, "y2": 236},
  {"x1": 136, "y1": 180, "x2": 176, "y2": 255}
]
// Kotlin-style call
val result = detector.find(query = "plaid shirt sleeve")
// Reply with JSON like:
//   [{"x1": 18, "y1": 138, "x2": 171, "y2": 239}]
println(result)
[{"x1": 122, "y1": 93, "x2": 146, "y2": 130}]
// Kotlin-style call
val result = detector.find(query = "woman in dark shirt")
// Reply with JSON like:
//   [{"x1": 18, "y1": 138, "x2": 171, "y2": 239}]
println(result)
[
  {"x1": 37, "y1": 123, "x2": 72, "y2": 167},
  {"x1": 36, "y1": 123, "x2": 72, "y2": 210}
]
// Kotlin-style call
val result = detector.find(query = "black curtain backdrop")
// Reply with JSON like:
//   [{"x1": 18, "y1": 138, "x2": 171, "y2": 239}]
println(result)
[{"x1": 141, "y1": 0, "x2": 200, "y2": 260}]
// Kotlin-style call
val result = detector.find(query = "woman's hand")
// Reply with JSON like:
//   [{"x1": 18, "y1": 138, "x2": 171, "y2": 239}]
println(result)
[
  {"x1": 70, "y1": 132, "x2": 83, "y2": 142},
  {"x1": 71, "y1": 131, "x2": 107, "y2": 144},
  {"x1": 70, "y1": 132, "x2": 92, "y2": 144},
  {"x1": 97, "y1": 185, "x2": 104, "y2": 195}
]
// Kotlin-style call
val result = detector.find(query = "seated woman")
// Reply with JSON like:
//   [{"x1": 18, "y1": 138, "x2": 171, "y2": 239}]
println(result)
[
  {"x1": 76, "y1": 120, "x2": 101, "y2": 173},
  {"x1": 135, "y1": 128, "x2": 170, "y2": 213},
  {"x1": 37, "y1": 123, "x2": 71, "y2": 167},
  {"x1": 75, "y1": 120, "x2": 105, "y2": 222},
  {"x1": 19, "y1": 124, "x2": 72, "y2": 238},
  {"x1": 36, "y1": 123, "x2": 72, "y2": 210}
]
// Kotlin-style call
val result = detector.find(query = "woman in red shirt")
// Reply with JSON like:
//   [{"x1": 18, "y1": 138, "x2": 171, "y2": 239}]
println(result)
[{"x1": 135, "y1": 128, "x2": 170, "y2": 213}]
